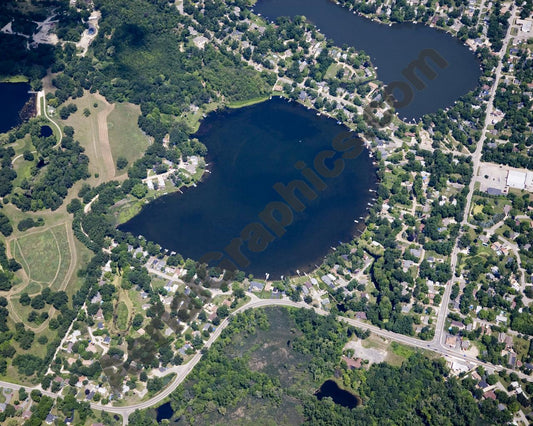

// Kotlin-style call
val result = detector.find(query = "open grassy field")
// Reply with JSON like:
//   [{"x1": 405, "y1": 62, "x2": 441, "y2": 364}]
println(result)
[
  {"x1": 14, "y1": 228, "x2": 60, "y2": 283},
  {"x1": 107, "y1": 102, "x2": 150, "y2": 173},
  {"x1": 58, "y1": 91, "x2": 116, "y2": 184},
  {"x1": 12, "y1": 224, "x2": 71, "y2": 289},
  {"x1": 116, "y1": 301, "x2": 130, "y2": 331}
]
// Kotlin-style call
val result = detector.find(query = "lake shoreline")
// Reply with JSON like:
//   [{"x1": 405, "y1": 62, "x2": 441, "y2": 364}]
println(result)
[{"x1": 120, "y1": 97, "x2": 378, "y2": 278}]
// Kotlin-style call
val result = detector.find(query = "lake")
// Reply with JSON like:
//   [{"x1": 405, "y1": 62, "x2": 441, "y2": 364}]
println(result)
[
  {"x1": 120, "y1": 98, "x2": 377, "y2": 277},
  {"x1": 254, "y1": 0, "x2": 481, "y2": 120},
  {"x1": 40, "y1": 125, "x2": 53, "y2": 137},
  {"x1": 315, "y1": 379, "x2": 360, "y2": 408},
  {"x1": 0, "y1": 82, "x2": 32, "y2": 133}
]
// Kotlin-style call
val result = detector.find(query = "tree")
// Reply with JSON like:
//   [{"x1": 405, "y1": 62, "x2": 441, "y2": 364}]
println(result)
[
  {"x1": 20, "y1": 293, "x2": 31, "y2": 306},
  {"x1": 132, "y1": 313, "x2": 144, "y2": 329},
  {"x1": 0, "y1": 213, "x2": 12, "y2": 237},
  {"x1": 67, "y1": 198, "x2": 82, "y2": 214},
  {"x1": 116, "y1": 157, "x2": 128, "y2": 170},
  {"x1": 217, "y1": 305, "x2": 229, "y2": 319},
  {"x1": 18, "y1": 388, "x2": 27, "y2": 401},
  {"x1": 131, "y1": 183, "x2": 147, "y2": 199}
]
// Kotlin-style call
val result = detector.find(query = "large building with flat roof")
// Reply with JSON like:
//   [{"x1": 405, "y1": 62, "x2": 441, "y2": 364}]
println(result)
[{"x1": 507, "y1": 170, "x2": 527, "y2": 190}]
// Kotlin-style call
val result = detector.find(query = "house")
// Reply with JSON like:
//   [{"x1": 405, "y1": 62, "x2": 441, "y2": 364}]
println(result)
[
  {"x1": 402, "y1": 260, "x2": 414, "y2": 271},
  {"x1": 90, "y1": 292, "x2": 102, "y2": 304},
  {"x1": 249, "y1": 281, "x2": 264, "y2": 292},
  {"x1": 321, "y1": 275, "x2": 333, "y2": 287},
  {"x1": 355, "y1": 311, "x2": 367, "y2": 320},
  {"x1": 97, "y1": 322, "x2": 104, "y2": 330},
  {"x1": 445, "y1": 335, "x2": 458, "y2": 347},
  {"x1": 178, "y1": 343, "x2": 193, "y2": 356},
  {"x1": 45, "y1": 414, "x2": 57, "y2": 424},
  {"x1": 450, "y1": 320, "x2": 465, "y2": 330},
  {"x1": 483, "y1": 390, "x2": 497, "y2": 400},
  {"x1": 103, "y1": 336, "x2": 111, "y2": 345},
  {"x1": 0, "y1": 403, "x2": 6, "y2": 412},
  {"x1": 508, "y1": 352, "x2": 517, "y2": 367},
  {"x1": 410, "y1": 248, "x2": 422, "y2": 258},
  {"x1": 496, "y1": 312, "x2": 508, "y2": 324},
  {"x1": 486, "y1": 187, "x2": 502, "y2": 196},
  {"x1": 342, "y1": 356, "x2": 362, "y2": 370}
]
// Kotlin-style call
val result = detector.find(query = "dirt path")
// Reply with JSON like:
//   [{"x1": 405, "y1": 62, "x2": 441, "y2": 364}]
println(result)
[{"x1": 92, "y1": 93, "x2": 116, "y2": 181}]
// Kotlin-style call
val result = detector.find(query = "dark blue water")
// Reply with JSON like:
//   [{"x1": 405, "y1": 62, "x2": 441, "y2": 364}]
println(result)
[
  {"x1": 254, "y1": 0, "x2": 481, "y2": 121},
  {"x1": 40, "y1": 125, "x2": 53, "y2": 137},
  {"x1": 156, "y1": 402, "x2": 174, "y2": 421},
  {"x1": 120, "y1": 98, "x2": 377, "y2": 277},
  {"x1": 0, "y1": 83, "x2": 32, "y2": 133},
  {"x1": 315, "y1": 379, "x2": 360, "y2": 408}
]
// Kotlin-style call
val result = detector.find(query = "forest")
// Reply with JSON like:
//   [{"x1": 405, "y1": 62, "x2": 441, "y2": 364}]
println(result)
[{"x1": 127, "y1": 307, "x2": 505, "y2": 425}]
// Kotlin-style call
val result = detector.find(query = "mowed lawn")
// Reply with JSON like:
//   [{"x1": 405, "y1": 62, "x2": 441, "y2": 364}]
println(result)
[
  {"x1": 58, "y1": 92, "x2": 115, "y2": 183},
  {"x1": 116, "y1": 301, "x2": 130, "y2": 331},
  {"x1": 12, "y1": 224, "x2": 71, "y2": 287},
  {"x1": 107, "y1": 102, "x2": 150, "y2": 173}
]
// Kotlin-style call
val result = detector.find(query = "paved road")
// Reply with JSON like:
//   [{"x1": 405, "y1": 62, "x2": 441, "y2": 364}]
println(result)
[
  {"x1": 433, "y1": 6, "x2": 517, "y2": 349},
  {"x1": 0, "y1": 292, "x2": 531, "y2": 424},
  {"x1": 1, "y1": 8, "x2": 523, "y2": 425}
]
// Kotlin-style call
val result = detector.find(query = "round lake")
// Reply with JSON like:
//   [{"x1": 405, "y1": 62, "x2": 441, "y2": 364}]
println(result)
[
  {"x1": 254, "y1": 0, "x2": 481, "y2": 120},
  {"x1": 120, "y1": 98, "x2": 377, "y2": 277},
  {"x1": 0, "y1": 82, "x2": 32, "y2": 133},
  {"x1": 40, "y1": 125, "x2": 53, "y2": 138}
]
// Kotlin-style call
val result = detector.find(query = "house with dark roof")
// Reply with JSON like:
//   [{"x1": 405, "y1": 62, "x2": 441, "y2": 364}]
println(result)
[{"x1": 249, "y1": 281, "x2": 264, "y2": 292}]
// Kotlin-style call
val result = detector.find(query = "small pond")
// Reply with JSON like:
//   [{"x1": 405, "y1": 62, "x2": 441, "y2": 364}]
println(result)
[
  {"x1": 315, "y1": 379, "x2": 360, "y2": 408},
  {"x1": 156, "y1": 401, "x2": 174, "y2": 421},
  {"x1": 40, "y1": 125, "x2": 53, "y2": 138}
]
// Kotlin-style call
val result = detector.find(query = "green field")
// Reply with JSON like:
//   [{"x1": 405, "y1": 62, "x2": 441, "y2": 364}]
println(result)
[
  {"x1": 23, "y1": 281, "x2": 42, "y2": 295},
  {"x1": 107, "y1": 102, "x2": 150, "y2": 171},
  {"x1": 12, "y1": 224, "x2": 71, "y2": 289},
  {"x1": 116, "y1": 301, "x2": 130, "y2": 331},
  {"x1": 57, "y1": 92, "x2": 115, "y2": 184}
]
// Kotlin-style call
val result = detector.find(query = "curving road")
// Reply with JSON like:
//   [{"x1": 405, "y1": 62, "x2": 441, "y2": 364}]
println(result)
[
  {"x1": 0, "y1": 9, "x2": 521, "y2": 425},
  {"x1": 0, "y1": 293, "x2": 529, "y2": 425}
]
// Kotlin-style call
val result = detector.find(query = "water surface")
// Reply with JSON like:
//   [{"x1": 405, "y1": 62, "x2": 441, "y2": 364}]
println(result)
[
  {"x1": 120, "y1": 98, "x2": 377, "y2": 277},
  {"x1": 315, "y1": 379, "x2": 360, "y2": 408},
  {"x1": 156, "y1": 402, "x2": 173, "y2": 421},
  {"x1": 0, "y1": 82, "x2": 32, "y2": 133},
  {"x1": 254, "y1": 0, "x2": 481, "y2": 120},
  {"x1": 40, "y1": 125, "x2": 53, "y2": 137}
]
